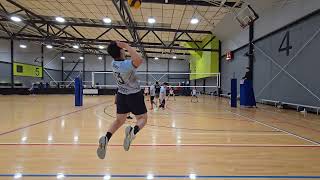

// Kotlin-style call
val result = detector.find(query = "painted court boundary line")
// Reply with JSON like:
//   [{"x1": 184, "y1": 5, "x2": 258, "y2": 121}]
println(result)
[
  {"x1": 0, "y1": 174, "x2": 320, "y2": 179},
  {"x1": 0, "y1": 101, "x2": 109, "y2": 137},
  {"x1": 102, "y1": 105, "x2": 280, "y2": 133},
  {"x1": 253, "y1": 107, "x2": 320, "y2": 133},
  {"x1": 0, "y1": 143, "x2": 319, "y2": 148},
  {"x1": 227, "y1": 110, "x2": 320, "y2": 145}
]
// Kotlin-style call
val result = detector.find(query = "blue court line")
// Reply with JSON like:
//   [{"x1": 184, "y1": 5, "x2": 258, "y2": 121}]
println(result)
[{"x1": 1, "y1": 174, "x2": 320, "y2": 179}]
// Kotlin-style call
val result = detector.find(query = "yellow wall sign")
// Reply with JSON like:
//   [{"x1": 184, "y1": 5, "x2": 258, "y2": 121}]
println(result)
[{"x1": 13, "y1": 63, "x2": 43, "y2": 78}]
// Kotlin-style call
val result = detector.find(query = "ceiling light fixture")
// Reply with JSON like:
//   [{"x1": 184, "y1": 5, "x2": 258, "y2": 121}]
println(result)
[
  {"x1": 19, "y1": 44, "x2": 27, "y2": 48},
  {"x1": 10, "y1": 16, "x2": 22, "y2": 22},
  {"x1": 190, "y1": 18, "x2": 199, "y2": 24},
  {"x1": 13, "y1": 173, "x2": 22, "y2": 179},
  {"x1": 55, "y1": 16, "x2": 65, "y2": 23},
  {"x1": 103, "y1": 175, "x2": 111, "y2": 180},
  {"x1": 148, "y1": 17, "x2": 156, "y2": 24},
  {"x1": 56, "y1": 173, "x2": 65, "y2": 179},
  {"x1": 146, "y1": 174, "x2": 154, "y2": 180},
  {"x1": 103, "y1": 17, "x2": 112, "y2": 24},
  {"x1": 189, "y1": 173, "x2": 197, "y2": 179}
]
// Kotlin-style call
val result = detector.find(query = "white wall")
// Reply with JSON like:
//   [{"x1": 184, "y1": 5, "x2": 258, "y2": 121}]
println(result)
[{"x1": 214, "y1": 0, "x2": 320, "y2": 54}]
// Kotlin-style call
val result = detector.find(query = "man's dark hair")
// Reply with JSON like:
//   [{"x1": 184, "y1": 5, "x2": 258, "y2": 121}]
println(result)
[{"x1": 107, "y1": 41, "x2": 122, "y2": 59}]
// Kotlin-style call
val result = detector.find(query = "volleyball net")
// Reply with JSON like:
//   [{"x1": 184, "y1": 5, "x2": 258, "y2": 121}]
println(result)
[{"x1": 91, "y1": 72, "x2": 220, "y2": 94}]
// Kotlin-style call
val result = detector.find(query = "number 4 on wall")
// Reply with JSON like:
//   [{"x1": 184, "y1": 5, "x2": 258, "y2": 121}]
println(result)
[{"x1": 278, "y1": 31, "x2": 293, "y2": 56}]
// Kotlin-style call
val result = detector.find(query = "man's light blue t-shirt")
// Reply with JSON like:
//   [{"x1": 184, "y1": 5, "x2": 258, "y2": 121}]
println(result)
[
  {"x1": 160, "y1": 86, "x2": 166, "y2": 96},
  {"x1": 112, "y1": 59, "x2": 140, "y2": 95}
]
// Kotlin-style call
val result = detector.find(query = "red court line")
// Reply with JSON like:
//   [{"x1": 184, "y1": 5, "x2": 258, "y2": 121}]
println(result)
[
  {"x1": 0, "y1": 101, "x2": 109, "y2": 137},
  {"x1": 0, "y1": 143, "x2": 319, "y2": 148}
]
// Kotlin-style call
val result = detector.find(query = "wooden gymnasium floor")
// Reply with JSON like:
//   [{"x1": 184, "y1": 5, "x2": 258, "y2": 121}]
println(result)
[{"x1": 0, "y1": 95, "x2": 319, "y2": 180}]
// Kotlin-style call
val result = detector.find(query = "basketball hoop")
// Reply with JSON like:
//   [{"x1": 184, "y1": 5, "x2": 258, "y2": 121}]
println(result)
[{"x1": 234, "y1": 5, "x2": 259, "y2": 28}]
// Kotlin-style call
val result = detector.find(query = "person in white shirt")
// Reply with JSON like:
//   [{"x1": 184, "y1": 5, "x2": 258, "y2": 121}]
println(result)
[
  {"x1": 144, "y1": 86, "x2": 149, "y2": 96},
  {"x1": 149, "y1": 84, "x2": 156, "y2": 110},
  {"x1": 159, "y1": 83, "x2": 168, "y2": 109},
  {"x1": 166, "y1": 85, "x2": 176, "y2": 101},
  {"x1": 191, "y1": 88, "x2": 198, "y2": 103}
]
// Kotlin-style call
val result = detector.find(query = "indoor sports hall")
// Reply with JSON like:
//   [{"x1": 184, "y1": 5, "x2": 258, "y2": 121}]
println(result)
[{"x1": 0, "y1": 0, "x2": 320, "y2": 179}]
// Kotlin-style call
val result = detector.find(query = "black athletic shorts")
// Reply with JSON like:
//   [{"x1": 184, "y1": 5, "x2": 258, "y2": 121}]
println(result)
[
  {"x1": 116, "y1": 91, "x2": 147, "y2": 115},
  {"x1": 150, "y1": 96, "x2": 155, "y2": 102}
]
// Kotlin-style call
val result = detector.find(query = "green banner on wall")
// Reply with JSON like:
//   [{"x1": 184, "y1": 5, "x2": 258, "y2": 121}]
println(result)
[
  {"x1": 181, "y1": 35, "x2": 219, "y2": 80},
  {"x1": 13, "y1": 63, "x2": 43, "y2": 78}
]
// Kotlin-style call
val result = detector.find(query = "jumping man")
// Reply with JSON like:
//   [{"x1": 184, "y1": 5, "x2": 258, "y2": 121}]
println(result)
[{"x1": 97, "y1": 41, "x2": 147, "y2": 159}]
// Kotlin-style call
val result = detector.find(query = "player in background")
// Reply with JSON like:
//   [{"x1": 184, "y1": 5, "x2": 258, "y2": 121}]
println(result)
[
  {"x1": 167, "y1": 85, "x2": 176, "y2": 101},
  {"x1": 191, "y1": 87, "x2": 199, "y2": 103}
]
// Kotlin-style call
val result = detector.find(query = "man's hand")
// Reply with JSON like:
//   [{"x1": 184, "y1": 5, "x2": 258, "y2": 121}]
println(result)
[
  {"x1": 116, "y1": 41, "x2": 143, "y2": 68},
  {"x1": 116, "y1": 41, "x2": 129, "y2": 49}
]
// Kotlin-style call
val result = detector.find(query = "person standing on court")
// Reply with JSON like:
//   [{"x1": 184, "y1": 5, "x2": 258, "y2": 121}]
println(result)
[
  {"x1": 242, "y1": 67, "x2": 252, "y2": 80},
  {"x1": 159, "y1": 82, "x2": 168, "y2": 109},
  {"x1": 144, "y1": 84, "x2": 149, "y2": 100},
  {"x1": 149, "y1": 83, "x2": 156, "y2": 110},
  {"x1": 155, "y1": 81, "x2": 161, "y2": 109},
  {"x1": 167, "y1": 85, "x2": 176, "y2": 101},
  {"x1": 191, "y1": 88, "x2": 199, "y2": 103},
  {"x1": 97, "y1": 41, "x2": 148, "y2": 159}
]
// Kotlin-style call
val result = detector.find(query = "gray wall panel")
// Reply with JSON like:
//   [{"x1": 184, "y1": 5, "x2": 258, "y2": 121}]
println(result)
[
  {"x1": 14, "y1": 41, "x2": 42, "y2": 66},
  {"x1": 169, "y1": 60, "x2": 189, "y2": 72},
  {"x1": 0, "y1": 39, "x2": 10, "y2": 63},
  {"x1": 85, "y1": 54, "x2": 104, "y2": 71},
  {"x1": 148, "y1": 59, "x2": 168, "y2": 72},
  {"x1": 44, "y1": 48, "x2": 62, "y2": 70},
  {"x1": 222, "y1": 11, "x2": 320, "y2": 106},
  {"x1": 44, "y1": 69, "x2": 62, "y2": 83},
  {"x1": 0, "y1": 62, "x2": 11, "y2": 83},
  {"x1": 221, "y1": 47, "x2": 249, "y2": 94},
  {"x1": 0, "y1": 40, "x2": 190, "y2": 88}
]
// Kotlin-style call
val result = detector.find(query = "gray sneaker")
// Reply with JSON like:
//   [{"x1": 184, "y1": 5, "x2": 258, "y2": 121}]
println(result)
[
  {"x1": 97, "y1": 136, "x2": 108, "y2": 159},
  {"x1": 123, "y1": 126, "x2": 135, "y2": 151}
]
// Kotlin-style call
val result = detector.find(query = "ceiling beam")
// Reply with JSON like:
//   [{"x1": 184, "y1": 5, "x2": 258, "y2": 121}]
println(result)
[
  {"x1": 0, "y1": 19, "x2": 212, "y2": 34},
  {"x1": 4, "y1": 0, "x2": 104, "y2": 54},
  {"x1": 11, "y1": 33, "x2": 183, "y2": 46},
  {"x1": 0, "y1": 35, "x2": 216, "y2": 52},
  {"x1": 112, "y1": 0, "x2": 148, "y2": 58},
  {"x1": 141, "y1": 0, "x2": 242, "y2": 7}
]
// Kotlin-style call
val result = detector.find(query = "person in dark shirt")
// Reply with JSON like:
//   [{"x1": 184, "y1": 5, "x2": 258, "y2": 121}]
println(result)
[
  {"x1": 154, "y1": 81, "x2": 161, "y2": 109},
  {"x1": 242, "y1": 67, "x2": 252, "y2": 80},
  {"x1": 155, "y1": 81, "x2": 160, "y2": 95}
]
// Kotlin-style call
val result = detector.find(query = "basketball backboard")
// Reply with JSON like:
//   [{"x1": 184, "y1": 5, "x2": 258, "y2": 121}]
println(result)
[{"x1": 234, "y1": 5, "x2": 259, "y2": 28}]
